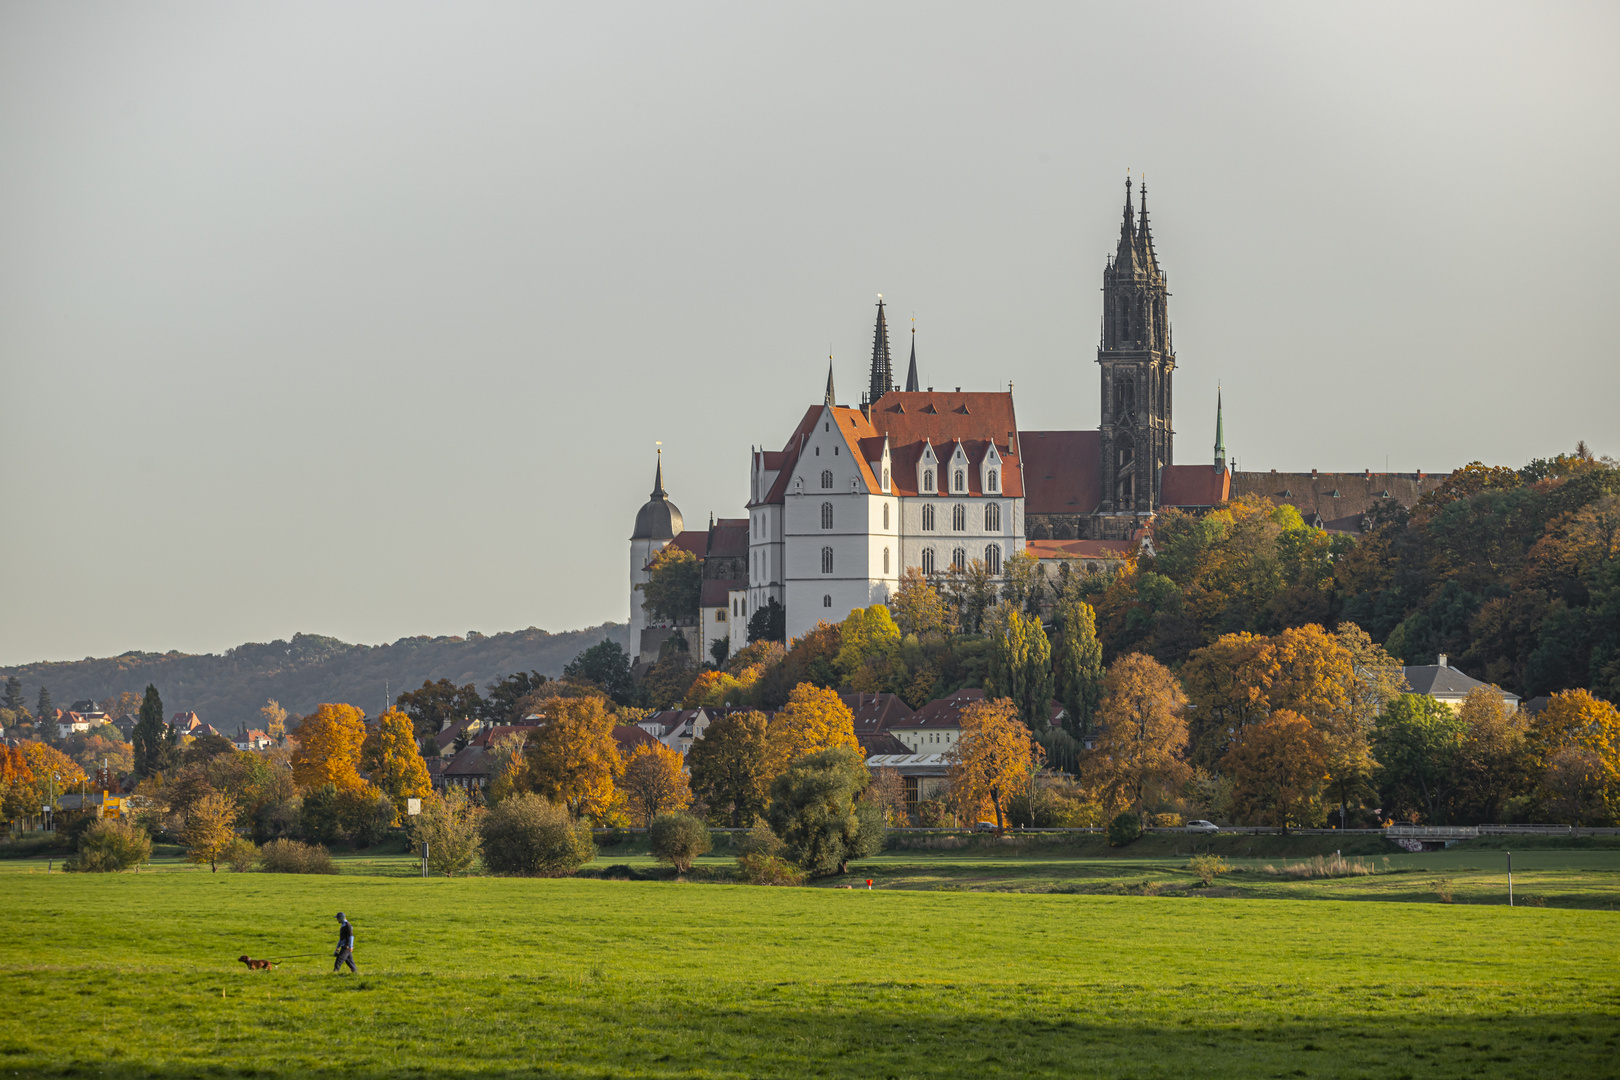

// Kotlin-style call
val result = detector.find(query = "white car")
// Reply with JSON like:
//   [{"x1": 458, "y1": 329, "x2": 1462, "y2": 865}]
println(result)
[{"x1": 1186, "y1": 820, "x2": 1219, "y2": 834}]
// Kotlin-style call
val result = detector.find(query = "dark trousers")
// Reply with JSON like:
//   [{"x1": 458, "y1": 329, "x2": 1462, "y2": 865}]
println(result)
[{"x1": 333, "y1": 946, "x2": 356, "y2": 973}]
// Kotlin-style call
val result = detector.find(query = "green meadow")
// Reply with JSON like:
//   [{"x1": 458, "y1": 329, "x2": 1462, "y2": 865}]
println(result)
[{"x1": 2, "y1": 844, "x2": 1617, "y2": 1078}]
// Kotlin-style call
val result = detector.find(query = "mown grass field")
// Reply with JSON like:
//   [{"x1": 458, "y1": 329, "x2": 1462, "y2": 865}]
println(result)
[{"x1": 2, "y1": 849, "x2": 1617, "y2": 1078}]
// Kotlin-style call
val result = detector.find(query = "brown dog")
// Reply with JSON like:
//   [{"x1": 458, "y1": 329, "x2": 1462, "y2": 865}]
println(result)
[{"x1": 238, "y1": 955, "x2": 276, "y2": 971}]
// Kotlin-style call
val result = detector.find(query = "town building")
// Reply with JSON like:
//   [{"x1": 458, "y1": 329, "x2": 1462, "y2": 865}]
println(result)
[{"x1": 1404, "y1": 655, "x2": 1521, "y2": 712}]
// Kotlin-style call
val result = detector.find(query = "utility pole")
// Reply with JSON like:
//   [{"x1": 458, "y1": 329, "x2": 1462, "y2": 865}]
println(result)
[{"x1": 1507, "y1": 851, "x2": 1513, "y2": 907}]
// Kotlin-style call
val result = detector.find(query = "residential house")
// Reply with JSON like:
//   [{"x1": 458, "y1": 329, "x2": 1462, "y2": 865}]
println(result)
[
  {"x1": 841, "y1": 692, "x2": 915, "y2": 756},
  {"x1": 1403, "y1": 655, "x2": 1520, "y2": 712},
  {"x1": 234, "y1": 729, "x2": 272, "y2": 752}
]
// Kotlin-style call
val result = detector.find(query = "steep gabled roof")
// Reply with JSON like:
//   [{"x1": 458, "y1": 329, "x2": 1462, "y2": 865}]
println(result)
[
  {"x1": 1160, "y1": 465, "x2": 1230, "y2": 509},
  {"x1": 1020, "y1": 430, "x2": 1101, "y2": 515},
  {"x1": 867, "y1": 391, "x2": 1023, "y2": 497}
]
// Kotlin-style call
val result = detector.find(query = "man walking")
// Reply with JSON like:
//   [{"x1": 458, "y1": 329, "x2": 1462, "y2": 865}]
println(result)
[{"x1": 333, "y1": 912, "x2": 356, "y2": 974}]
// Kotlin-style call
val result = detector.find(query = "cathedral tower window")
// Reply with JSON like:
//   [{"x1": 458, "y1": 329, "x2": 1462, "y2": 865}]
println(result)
[
  {"x1": 821, "y1": 502, "x2": 833, "y2": 529},
  {"x1": 922, "y1": 504, "x2": 935, "y2": 531},
  {"x1": 985, "y1": 543, "x2": 1002, "y2": 575},
  {"x1": 821, "y1": 470, "x2": 833, "y2": 489},
  {"x1": 921, "y1": 548, "x2": 936, "y2": 575},
  {"x1": 985, "y1": 503, "x2": 1001, "y2": 531},
  {"x1": 821, "y1": 547, "x2": 833, "y2": 573},
  {"x1": 952, "y1": 503, "x2": 966, "y2": 531}
]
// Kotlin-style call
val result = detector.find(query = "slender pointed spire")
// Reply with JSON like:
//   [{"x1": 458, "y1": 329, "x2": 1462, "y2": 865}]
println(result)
[
  {"x1": 868, "y1": 295, "x2": 893, "y2": 404},
  {"x1": 825, "y1": 356, "x2": 836, "y2": 408},
  {"x1": 1115, "y1": 174, "x2": 1139, "y2": 272},
  {"x1": 1213, "y1": 387, "x2": 1226, "y2": 470},
  {"x1": 651, "y1": 447, "x2": 667, "y2": 498},
  {"x1": 905, "y1": 320, "x2": 920, "y2": 392},
  {"x1": 1138, "y1": 176, "x2": 1160, "y2": 273}
]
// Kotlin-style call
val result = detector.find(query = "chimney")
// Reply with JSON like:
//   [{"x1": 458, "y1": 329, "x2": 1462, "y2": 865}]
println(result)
[
  {"x1": 1438, "y1": 653, "x2": 1448, "y2": 668},
  {"x1": 1311, "y1": 468, "x2": 1318, "y2": 478}
]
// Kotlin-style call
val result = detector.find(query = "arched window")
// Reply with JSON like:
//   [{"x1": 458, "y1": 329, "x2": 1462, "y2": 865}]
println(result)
[
  {"x1": 820, "y1": 470, "x2": 833, "y2": 489},
  {"x1": 922, "y1": 548, "x2": 936, "y2": 575},
  {"x1": 922, "y1": 504, "x2": 935, "y2": 531},
  {"x1": 923, "y1": 468, "x2": 934, "y2": 491},
  {"x1": 954, "y1": 469, "x2": 965, "y2": 491},
  {"x1": 882, "y1": 504, "x2": 889, "y2": 530},
  {"x1": 821, "y1": 546, "x2": 833, "y2": 574},
  {"x1": 952, "y1": 503, "x2": 966, "y2": 531},
  {"x1": 882, "y1": 467, "x2": 889, "y2": 490},
  {"x1": 883, "y1": 547, "x2": 890, "y2": 574},
  {"x1": 823, "y1": 594, "x2": 832, "y2": 608},
  {"x1": 988, "y1": 469, "x2": 998, "y2": 492},
  {"x1": 951, "y1": 547, "x2": 966, "y2": 571},
  {"x1": 985, "y1": 503, "x2": 1001, "y2": 531},
  {"x1": 821, "y1": 502, "x2": 833, "y2": 529},
  {"x1": 985, "y1": 543, "x2": 1002, "y2": 575}
]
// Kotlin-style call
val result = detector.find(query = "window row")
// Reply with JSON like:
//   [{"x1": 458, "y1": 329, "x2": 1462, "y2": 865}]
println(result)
[
  {"x1": 920, "y1": 502, "x2": 1002, "y2": 532},
  {"x1": 819, "y1": 502, "x2": 892, "y2": 529},
  {"x1": 818, "y1": 546, "x2": 894, "y2": 575},
  {"x1": 918, "y1": 468, "x2": 1000, "y2": 494},
  {"x1": 918, "y1": 544, "x2": 1002, "y2": 575}
]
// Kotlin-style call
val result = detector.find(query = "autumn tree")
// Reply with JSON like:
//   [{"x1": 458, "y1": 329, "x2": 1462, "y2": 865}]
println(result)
[
  {"x1": 1446, "y1": 688, "x2": 1532, "y2": 823},
  {"x1": 620, "y1": 742, "x2": 691, "y2": 826},
  {"x1": 1051, "y1": 596, "x2": 1104, "y2": 741},
  {"x1": 132, "y1": 684, "x2": 171, "y2": 779},
  {"x1": 835, "y1": 605, "x2": 902, "y2": 683},
  {"x1": 862, "y1": 766, "x2": 907, "y2": 824},
  {"x1": 1531, "y1": 688, "x2": 1620, "y2": 819},
  {"x1": 523, "y1": 695, "x2": 623, "y2": 818},
  {"x1": 763, "y1": 684, "x2": 858, "y2": 778},
  {"x1": 945, "y1": 697, "x2": 1044, "y2": 831},
  {"x1": 290, "y1": 703, "x2": 369, "y2": 791},
  {"x1": 182, "y1": 790, "x2": 239, "y2": 872},
  {"x1": 0, "y1": 744, "x2": 36, "y2": 822},
  {"x1": 367, "y1": 708, "x2": 432, "y2": 822},
  {"x1": 1085, "y1": 654, "x2": 1191, "y2": 818},
  {"x1": 642, "y1": 546, "x2": 701, "y2": 625},
  {"x1": 985, "y1": 606, "x2": 1054, "y2": 731},
  {"x1": 941, "y1": 559, "x2": 999, "y2": 635},
  {"x1": 998, "y1": 550, "x2": 1048, "y2": 616},
  {"x1": 408, "y1": 788, "x2": 483, "y2": 876},
  {"x1": 687, "y1": 709, "x2": 771, "y2": 827},
  {"x1": 1222, "y1": 710, "x2": 1328, "y2": 832},
  {"x1": 18, "y1": 742, "x2": 87, "y2": 803},
  {"x1": 259, "y1": 699, "x2": 288, "y2": 742},
  {"x1": 397, "y1": 678, "x2": 482, "y2": 742},
  {"x1": 484, "y1": 732, "x2": 532, "y2": 805},
  {"x1": 889, "y1": 567, "x2": 954, "y2": 637},
  {"x1": 1374, "y1": 694, "x2": 1465, "y2": 823},
  {"x1": 1181, "y1": 633, "x2": 1278, "y2": 768}
]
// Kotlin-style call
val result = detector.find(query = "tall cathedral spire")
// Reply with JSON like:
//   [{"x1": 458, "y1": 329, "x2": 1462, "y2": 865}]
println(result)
[
  {"x1": 868, "y1": 295, "x2": 893, "y2": 405},
  {"x1": 825, "y1": 357, "x2": 836, "y2": 408},
  {"x1": 1114, "y1": 175, "x2": 1139, "y2": 272},
  {"x1": 905, "y1": 320, "x2": 920, "y2": 392},
  {"x1": 1138, "y1": 177, "x2": 1160, "y2": 273},
  {"x1": 1213, "y1": 387, "x2": 1225, "y2": 470}
]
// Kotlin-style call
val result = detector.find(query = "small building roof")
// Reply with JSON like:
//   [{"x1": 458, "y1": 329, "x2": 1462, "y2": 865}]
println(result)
[
  {"x1": 1159, "y1": 464, "x2": 1231, "y2": 509},
  {"x1": 1403, "y1": 661, "x2": 1520, "y2": 703}
]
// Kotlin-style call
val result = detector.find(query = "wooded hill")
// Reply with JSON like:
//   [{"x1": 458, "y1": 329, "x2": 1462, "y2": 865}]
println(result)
[{"x1": 1, "y1": 624, "x2": 631, "y2": 730}]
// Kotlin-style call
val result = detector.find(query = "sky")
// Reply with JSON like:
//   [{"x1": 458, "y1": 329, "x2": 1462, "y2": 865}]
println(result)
[{"x1": 2, "y1": 2, "x2": 1616, "y2": 666}]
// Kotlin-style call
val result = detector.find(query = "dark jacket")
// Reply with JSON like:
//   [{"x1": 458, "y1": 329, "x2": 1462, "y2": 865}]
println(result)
[{"x1": 337, "y1": 920, "x2": 354, "y2": 949}]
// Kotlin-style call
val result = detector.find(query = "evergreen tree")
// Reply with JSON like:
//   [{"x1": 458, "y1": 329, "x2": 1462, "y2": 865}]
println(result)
[
  {"x1": 1052, "y1": 596, "x2": 1105, "y2": 741},
  {"x1": 35, "y1": 687, "x2": 55, "y2": 744},
  {"x1": 133, "y1": 684, "x2": 167, "y2": 779},
  {"x1": 746, "y1": 597, "x2": 786, "y2": 644},
  {"x1": 3, "y1": 676, "x2": 23, "y2": 715}
]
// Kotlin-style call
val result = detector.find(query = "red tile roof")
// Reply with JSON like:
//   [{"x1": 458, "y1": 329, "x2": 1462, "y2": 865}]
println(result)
[
  {"x1": 1159, "y1": 464, "x2": 1230, "y2": 508},
  {"x1": 1025, "y1": 539, "x2": 1134, "y2": 560},
  {"x1": 869, "y1": 392, "x2": 1023, "y2": 498},
  {"x1": 700, "y1": 578, "x2": 746, "y2": 607},
  {"x1": 612, "y1": 725, "x2": 660, "y2": 755},
  {"x1": 1019, "y1": 431, "x2": 1101, "y2": 515}
]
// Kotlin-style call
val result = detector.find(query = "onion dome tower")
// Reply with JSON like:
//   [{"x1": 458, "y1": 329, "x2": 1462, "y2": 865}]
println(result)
[{"x1": 629, "y1": 449, "x2": 683, "y2": 652}]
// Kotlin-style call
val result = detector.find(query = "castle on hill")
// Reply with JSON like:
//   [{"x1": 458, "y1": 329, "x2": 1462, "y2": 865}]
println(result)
[{"x1": 629, "y1": 179, "x2": 1447, "y2": 657}]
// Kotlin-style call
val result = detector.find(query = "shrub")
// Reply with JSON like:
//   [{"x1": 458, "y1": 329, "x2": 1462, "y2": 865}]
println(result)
[
  {"x1": 1107, "y1": 811, "x2": 1142, "y2": 847},
  {"x1": 479, "y1": 793, "x2": 595, "y2": 877},
  {"x1": 336, "y1": 787, "x2": 395, "y2": 848},
  {"x1": 408, "y1": 789, "x2": 483, "y2": 877},
  {"x1": 737, "y1": 851, "x2": 806, "y2": 886},
  {"x1": 648, "y1": 812, "x2": 711, "y2": 873},
  {"x1": 1432, "y1": 876, "x2": 1455, "y2": 904},
  {"x1": 1187, "y1": 854, "x2": 1229, "y2": 886},
  {"x1": 737, "y1": 822, "x2": 784, "y2": 858},
  {"x1": 1150, "y1": 812, "x2": 1183, "y2": 828},
  {"x1": 258, "y1": 838, "x2": 336, "y2": 874},
  {"x1": 914, "y1": 798, "x2": 951, "y2": 827},
  {"x1": 66, "y1": 819, "x2": 151, "y2": 872},
  {"x1": 224, "y1": 837, "x2": 258, "y2": 873}
]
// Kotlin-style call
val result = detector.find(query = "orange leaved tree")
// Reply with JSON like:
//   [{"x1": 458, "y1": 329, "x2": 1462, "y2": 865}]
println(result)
[
  {"x1": 945, "y1": 697, "x2": 1043, "y2": 831},
  {"x1": 290, "y1": 703, "x2": 368, "y2": 790},
  {"x1": 1222, "y1": 710, "x2": 1328, "y2": 832},
  {"x1": 524, "y1": 696, "x2": 623, "y2": 818},
  {"x1": 368, "y1": 707, "x2": 432, "y2": 823},
  {"x1": 1086, "y1": 653, "x2": 1191, "y2": 818},
  {"x1": 763, "y1": 683, "x2": 858, "y2": 778},
  {"x1": 620, "y1": 742, "x2": 691, "y2": 827}
]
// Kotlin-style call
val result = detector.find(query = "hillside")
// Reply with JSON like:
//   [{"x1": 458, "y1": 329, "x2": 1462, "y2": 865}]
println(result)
[{"x1": 0, "y1": 623, "x2": 631, "y2": 730}]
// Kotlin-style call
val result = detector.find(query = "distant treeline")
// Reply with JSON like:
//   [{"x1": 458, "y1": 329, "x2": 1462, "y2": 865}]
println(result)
[{"x1": 0, "y1": 624, "x2": 632, "y2": 731}]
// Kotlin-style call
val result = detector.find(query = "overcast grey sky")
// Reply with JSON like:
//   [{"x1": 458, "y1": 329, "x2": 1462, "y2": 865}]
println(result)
[{"x1": 2, "y1": 2, "x2": 1616, "y2": 666}]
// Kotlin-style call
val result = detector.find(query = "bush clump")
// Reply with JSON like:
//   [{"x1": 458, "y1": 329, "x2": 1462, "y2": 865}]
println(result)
[
  {"x1": 224, "y1": 837, "x2": 258, "y2": 873},
  {"x1": 648, "y1": 812, "x2": 711, "y2": 873},
  {"x1": 1187, "y1": 853, "x2": 1230, "y2": 886},
  {"x1": 65, "y1": 819, "x2": 151, "y2": 872},
  {"x1": 1107, "y1": 812, "x2": 1142, "y2": 847},
  {"x1": 258, "y1": 838, "x2": 336, "y2": 874},
  {"x1": 736, "y1": 851, "x2": 806, "y2": 886},
  {"x1": 408, "y1": 789, "x2": 483, "y2": 877},
  {"x1": 479, "y1": 793, "x2": 594, "y2": 877}
]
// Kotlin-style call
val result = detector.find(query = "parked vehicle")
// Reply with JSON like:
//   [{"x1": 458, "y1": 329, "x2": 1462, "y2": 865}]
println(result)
[
  {"x1": 974, "y1": 821, "x2": 999, "y2": 833},
  {"x1": 1186, "y1": 820, "x2": 1219, "y2": 834}
]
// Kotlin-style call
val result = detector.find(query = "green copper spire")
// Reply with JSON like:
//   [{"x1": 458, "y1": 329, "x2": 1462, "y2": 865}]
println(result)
[{"x1": 1213, "y1": 387, "x2": 1226, "y2": 470}]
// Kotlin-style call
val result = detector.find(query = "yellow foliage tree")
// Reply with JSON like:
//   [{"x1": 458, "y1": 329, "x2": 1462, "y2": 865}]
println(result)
[
  {"x1": 368, "y1": 707, "x2": 432, "y2": 823},
  {"x1": 945, "y1": 697, "x2": 1043, "y2": 830},
  {"x1": 763, "y1": 683, "x2": 858, "y2": 778},
  {"x1": 888, "y1": 566, "x2": 955, "y2": 636},
  {"x1": 1222, "y1": 710, "x2": 1329, "y2": 832},
  {"x1": 290, "y1": 703, "x2": 368, "y2": 791},
  {"x1": 20, "y1": 741, "x2": 88, "y2": 798},
  {"x1": 620, "y1": 742, "x2": 691, "y2": 826},
  {"x1": 182, "y1": 790, "x2": 239, "y2": 872},
  {"x1": 1181, "y1": 632, "x2": 1278, "y2": 767},
  {"x1": 1532, "y1": 688, "x2": 1620, "y2": 817},
  {"x1": 260, "y1": 699, "x2": 288, "y2": 741},
  {"x1": 835, "y1": 605, "x2": 901, "y2": 679},
  {"x1": 1085, "y1": 653, "x2": 1191, "y2": 817},
  {"x1": 524, "y1": 696, "x2": 623, "y2": 818}
]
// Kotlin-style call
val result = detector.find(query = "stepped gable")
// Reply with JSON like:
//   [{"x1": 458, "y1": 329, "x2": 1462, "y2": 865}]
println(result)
[
  {"x1": 1159, "y1": 464, "x2": 1230, "y2": 509},
  {"x1": 868, "y1": 391, "x2": 1023, "y2": 498},
  {"x1": 1231, "y1": 470, "x2": 1444, "y2": 533},
  {"x1": 1019, "y1": 430, "x2": 1101, "y2": 515}
]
